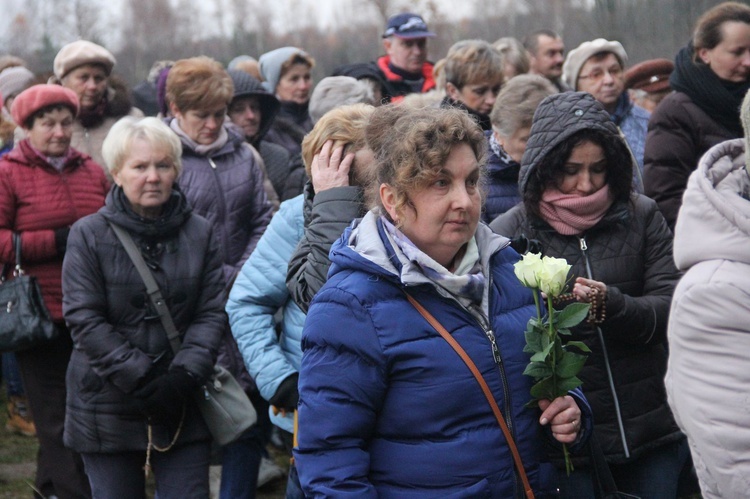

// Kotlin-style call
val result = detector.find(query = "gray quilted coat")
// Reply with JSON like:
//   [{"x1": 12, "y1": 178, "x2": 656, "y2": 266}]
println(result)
[
  {"x1": 62, "y1": 187, "x2": 226, "y2": 452},
  {"x1": 492, "y1": 92, "x2": 683, "y2": 464}
]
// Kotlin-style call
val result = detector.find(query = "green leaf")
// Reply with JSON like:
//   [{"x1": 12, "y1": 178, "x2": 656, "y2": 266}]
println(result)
[
  {"x1": 523, "y1": 362, "x2": 553, "y2": 379},
  {"x1": 555, "y1": 302, "x2": 591, "y2": 328},
  {"x1": 557, "y1": 328, "x2": 571, "y2": 336},
  {"x1": 530, "y1": 341, "x2": 555, "y2": 362},
  {"x1": 565, "y1": 341, "x2": 591, "y2": 353},
  {"x1": 557, "y1": 376, "x2": 584, "y2": 393},
  {"x1": 530, "y1": 377, "x2": 558, "y2": 401},
  {"x1": 524, "y1": 329, "x2": 542, "y2": 353},
  {"x1": 555, "y1": 352, "x2": 588, "y2": 378}
]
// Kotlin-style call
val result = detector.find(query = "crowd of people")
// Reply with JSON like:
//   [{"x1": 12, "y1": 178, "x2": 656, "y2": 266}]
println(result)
[{"x1": 1, "y1": 2, "x2": 750, "y2": 498}]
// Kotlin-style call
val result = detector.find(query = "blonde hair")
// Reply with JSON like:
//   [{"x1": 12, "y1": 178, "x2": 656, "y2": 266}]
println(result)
[
  {"x1": 102, "y1": 116, "x2": 182, "y2": 177},
  {"x1": 301, "y1": 103, "x2": 374, "y2": 184},
  {"x1": 166, "y1": 56, "x2": 233, "y2": 112},
  {"x1": 490, "y1": 74, "x2": 556, "y2": 137}
]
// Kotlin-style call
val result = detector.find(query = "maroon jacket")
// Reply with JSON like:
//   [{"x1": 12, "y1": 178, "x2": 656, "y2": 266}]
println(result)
[{"x1": 0, "y1": 139, "x2": 109, "y2": 320}]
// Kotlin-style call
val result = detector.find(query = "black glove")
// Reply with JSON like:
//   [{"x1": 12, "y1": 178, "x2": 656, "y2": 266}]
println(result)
[
  {"x1": 133, "y1": 368, "x2": 197, "y2": 424},
  {"x1": 509, "y1": 234, "x2": 543, "y2": 255},
  {"x1": 269, "y1": 373, "x2": 299, "y2": 412},
  {"x1": 54, "y1": 227, "x2": 70, "y2": 255}
]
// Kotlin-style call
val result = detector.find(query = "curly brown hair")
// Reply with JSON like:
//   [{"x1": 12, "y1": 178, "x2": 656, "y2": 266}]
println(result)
[{"x1": 368, "y1": 107, "x2": 487, "y2": 220}]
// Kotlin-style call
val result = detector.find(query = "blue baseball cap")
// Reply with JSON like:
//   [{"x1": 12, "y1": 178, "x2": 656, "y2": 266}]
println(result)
[{"x1": 382, "y1": 13, "x2": 436, "y2": 39}]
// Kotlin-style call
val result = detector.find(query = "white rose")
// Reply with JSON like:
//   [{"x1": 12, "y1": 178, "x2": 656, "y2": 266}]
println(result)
[
  {"x1": 537, "y1": 256, "x2": 571, "y2": 297},
  {"x1": 514, "y1": 252, "x2": 544, "y2": 289}
]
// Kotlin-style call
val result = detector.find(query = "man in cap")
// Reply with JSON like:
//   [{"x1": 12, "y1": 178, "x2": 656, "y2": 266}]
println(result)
[
  {"x1": 372, "y1": 12, "x2": 436, "y2": 102},
  {"x1": 625, "y1": 58, "x2": 674, "y2": 113},
  {"x1": 523, "y1": 29, "x2": 570, "y2": 92},
  {"x1": 563, "y1": 38, "x2": 650, "y2": 184}
]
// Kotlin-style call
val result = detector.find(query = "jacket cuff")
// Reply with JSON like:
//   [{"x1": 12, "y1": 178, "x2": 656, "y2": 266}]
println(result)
[{"x1": 312, "y1": 185, "x2": 362, "y2": 207}]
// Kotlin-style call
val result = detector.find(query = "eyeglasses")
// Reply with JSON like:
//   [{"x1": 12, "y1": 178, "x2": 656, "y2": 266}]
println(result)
[{"x1": 578, "y1": 66, "x2": 623, "y2": 83}]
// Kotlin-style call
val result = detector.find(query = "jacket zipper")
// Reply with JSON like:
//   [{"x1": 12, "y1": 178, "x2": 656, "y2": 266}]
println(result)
[
  {"x1": 207, "y1": 157, "x2": 231, "y2": 264},
  {"x1": 464, "y1": 272, "x2": 524, "y2": 498},
  {"x1": 578, "y1": 236, "x2": 631, "y2": 459}
]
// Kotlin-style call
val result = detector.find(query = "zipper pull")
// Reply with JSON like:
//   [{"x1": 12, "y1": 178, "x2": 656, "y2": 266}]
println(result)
[
  {"x1": 579, "y1": 237, "x2": 588, "y2": 251},
  {"x1": 486, "y1": 329, "x2": 502, "y2": 365},
  {"x1": 208, "y1": 158, "x2": 217, "y2": 169}
]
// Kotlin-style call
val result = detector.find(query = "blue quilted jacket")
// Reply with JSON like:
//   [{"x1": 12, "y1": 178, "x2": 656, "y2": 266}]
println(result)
[
  {"x1": 483, "y1": 130, "x2": 522, "y2": 223},
  {"x1": 226, "y1": 195, "x2": 306, "y2": 432},
  {"x1": 295, "y1": 212, "x2": 591, "y2": 498}
]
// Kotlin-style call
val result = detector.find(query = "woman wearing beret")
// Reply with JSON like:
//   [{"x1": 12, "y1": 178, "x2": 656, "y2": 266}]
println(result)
[
  {"x1": 53, "y1": 39, "x2": 142, "y2": 177},
  {"x1": 0, "y1": 84, "x2": 109, "y2": 499},
  {"x1": 644, "y1": 1, "x2": 750, "y2": 231}
]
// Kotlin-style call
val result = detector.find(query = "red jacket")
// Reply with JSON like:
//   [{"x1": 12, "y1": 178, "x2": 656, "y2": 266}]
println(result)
[
  {"x1": 0, "y1": 139, "x2": 109, "y2": 320},
  {"x1": 376, "y1": 55, "x2": 435, "y2": 103}
]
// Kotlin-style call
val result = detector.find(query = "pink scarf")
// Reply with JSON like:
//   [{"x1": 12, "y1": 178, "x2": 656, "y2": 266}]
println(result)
[{"x1": 539, "y1": 185, "x2": 613, "y2": 235}]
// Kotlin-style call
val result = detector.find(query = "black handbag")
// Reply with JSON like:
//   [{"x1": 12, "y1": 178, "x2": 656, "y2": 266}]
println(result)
[{"x1": 0, "y1": 233, "x2": 58, "y2": 352}]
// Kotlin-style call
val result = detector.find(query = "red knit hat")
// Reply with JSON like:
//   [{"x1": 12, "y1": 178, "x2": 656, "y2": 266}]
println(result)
[{"x1": 10, "y1": 84, "x2": 79, "y2": 128}]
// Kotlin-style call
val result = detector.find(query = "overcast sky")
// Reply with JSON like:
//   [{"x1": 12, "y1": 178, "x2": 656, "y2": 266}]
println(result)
[{"x1": 2, "y1": 0, "x2": 479, "y2": 49}]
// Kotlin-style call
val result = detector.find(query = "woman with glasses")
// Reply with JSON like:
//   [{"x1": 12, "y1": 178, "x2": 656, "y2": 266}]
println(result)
[{"x1": 562, "y1": 39, "x2": 650, "y2": 190}]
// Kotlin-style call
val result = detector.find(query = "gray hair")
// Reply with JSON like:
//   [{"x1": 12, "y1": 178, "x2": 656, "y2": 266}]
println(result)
[
  {"x1": 490, "y1": 74, "x2": 556, "y2": 138},
  {"x1": 102, "y1": 116, "x2": 182, "y2": 177},
  {"x1": 493, "y1": 37, "x2": 530, "y2": 76},
  {"x1": 309, "y1": 76, "x2": 375, "y2": 123}
]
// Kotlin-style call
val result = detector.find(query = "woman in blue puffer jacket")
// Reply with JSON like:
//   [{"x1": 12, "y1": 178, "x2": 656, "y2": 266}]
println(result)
[
  {"x1": 227, "y1": 104, "x2": 375, "y2": 498},
  {"x1": 295, "y1": 107, "x2": 592, "y2": 498}
]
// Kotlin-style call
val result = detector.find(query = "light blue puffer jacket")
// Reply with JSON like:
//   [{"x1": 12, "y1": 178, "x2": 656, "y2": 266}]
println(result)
[{"x1": 226, "y1": 194, "x2": 306, "y2": 432}]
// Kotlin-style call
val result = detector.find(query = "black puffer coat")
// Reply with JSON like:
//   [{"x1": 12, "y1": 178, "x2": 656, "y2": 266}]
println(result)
[
  {"x1": 491, "y1": 92, "x2": 682, "y2": 464},
  {"x1": 62, "y1": 187, "x2": 226, "y2": 453}
]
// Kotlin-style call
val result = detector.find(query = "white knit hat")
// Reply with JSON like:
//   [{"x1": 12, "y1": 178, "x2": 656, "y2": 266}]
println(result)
[{"x1": 562, "y1": 39, "x2": 628, "y2": 90}]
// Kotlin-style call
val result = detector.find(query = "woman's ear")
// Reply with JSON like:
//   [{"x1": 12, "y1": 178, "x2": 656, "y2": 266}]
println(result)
[
  {"x1": 697, "y1": 48, "x2": 710, "y2": 65},
  {"x1": 169, "y1": 101, "x2": 181, "y2": 120},
  {"x1": 445, "y1": 82, "x2": 461, "y2": 102},
  {"x1": 380, "y1": 183, "x2": 400, "y2": 223},
  {"x1": 111, "y1": 169, "x2": 122, "y2": 187}
]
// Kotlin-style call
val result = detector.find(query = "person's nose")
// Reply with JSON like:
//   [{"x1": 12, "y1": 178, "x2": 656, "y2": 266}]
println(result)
[
  {"x1": 51, "y1": 123, "x2": 66, "y2": 137},
  {"x1": 84, "y1": 77, "x2": 98, "y2": 91},
  {"x1": 741, "y1": 52, "x2": 750, "y2": 68},
  {"x1": 245, "y1": 107, "x2": 257, "y2": 121},
  {"x1": 205, "y1": 116, "x2": 220, "y2": 130},
  {"x1": 577, "y1": 171, "x2": 594, "y2": 193},
  {"x1": 485, "y1": 92, "x2": 498, "y2": 109},
  {"x1": 452, "y1": 184, "x2": 473, "y2": 209},
  {"x1": 145, "y1": 166, "x2": 160, "y2": 183}
]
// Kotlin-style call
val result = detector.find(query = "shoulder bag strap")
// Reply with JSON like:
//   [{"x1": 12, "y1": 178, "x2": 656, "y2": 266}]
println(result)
[
  {"x1": 108, "y1": 221, "x2": 182, "y2": 356},
  {"x1": 13, "y1": 233, "x2": 22, "y2": 275},
  {"x1": 405, "y1": 292, "x2": 535, "y2": 499}
]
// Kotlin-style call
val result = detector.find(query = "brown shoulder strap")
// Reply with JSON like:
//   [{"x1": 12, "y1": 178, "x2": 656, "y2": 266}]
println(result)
[{"x1": 405, "y1": 293, "x2": 535, "y2": 499}]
